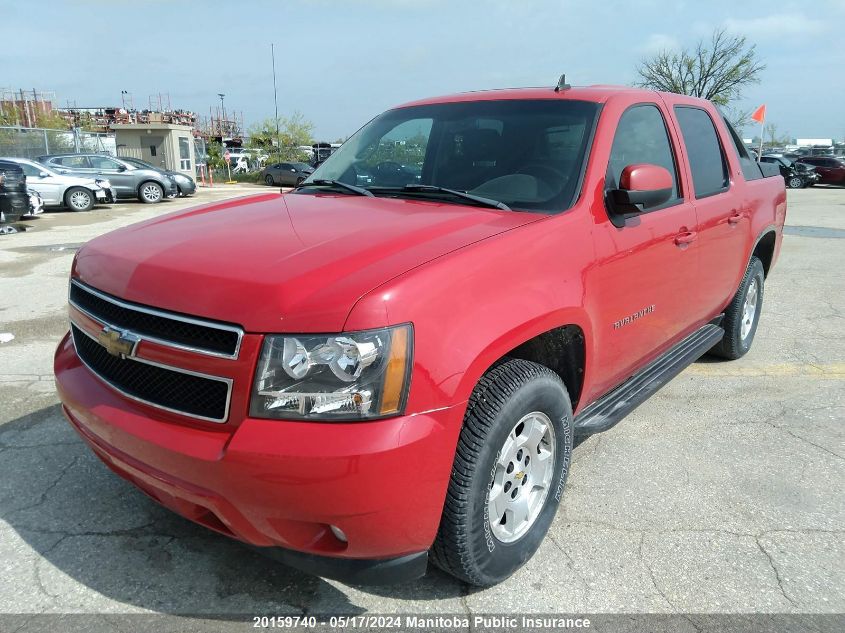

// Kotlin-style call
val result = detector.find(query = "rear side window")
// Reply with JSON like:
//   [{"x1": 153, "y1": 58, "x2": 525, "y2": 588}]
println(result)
[
  {"x1": 607, "y1": 104, "x2": 680, "y2": 208},
  {"x1": 720, "y1": 114, "x2": 763, "y2": 182},
  {"x1": 674, "y1": 107, "x2": 729, "y2": 198},
  {"x1": 57, "y1": 156, "x2": 89, "y2": 168}
]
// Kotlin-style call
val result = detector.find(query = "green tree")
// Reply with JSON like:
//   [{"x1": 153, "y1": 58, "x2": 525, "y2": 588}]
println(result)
[
  {"x1": 247, "y1": 112, "x2": 315, "y2": 161},
  {"x1": 635, "y1": 29, "x2": 765, "y2": 106}
]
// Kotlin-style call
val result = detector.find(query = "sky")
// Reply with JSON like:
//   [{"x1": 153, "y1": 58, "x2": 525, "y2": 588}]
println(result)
[{"x1": 4, "y1": 0, "x2": 844, "y2": 142}]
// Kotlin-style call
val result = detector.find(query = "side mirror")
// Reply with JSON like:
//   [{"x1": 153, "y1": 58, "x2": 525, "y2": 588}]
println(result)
[
  {"x1": 39, "y1": 171, "x2": 50, "y2": 178},
  {"x1": 117, "y1": 165, "x2": 127, "y2": 172},
  {"x1": 607, "y1": 163, "x2": 673, "y2": 227}
]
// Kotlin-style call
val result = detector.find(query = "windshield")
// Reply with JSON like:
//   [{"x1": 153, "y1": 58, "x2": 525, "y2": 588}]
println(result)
[
  {"x1": 292, "y1": 162, "x2": 311, "y2": 171},
  {"x1": 303, "y1": 99, "x2": 599, "y2": 213}
]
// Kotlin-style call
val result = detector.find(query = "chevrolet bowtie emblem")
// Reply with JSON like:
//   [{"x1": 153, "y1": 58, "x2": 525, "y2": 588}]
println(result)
[{"x1": 97, "y1": 326, "x2": 140, "y2": 358}]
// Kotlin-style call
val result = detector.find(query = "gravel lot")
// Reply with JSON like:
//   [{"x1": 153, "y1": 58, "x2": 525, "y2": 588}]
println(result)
[{"x1": 0, "y1": 184, "x2": 842, "y2": 625}]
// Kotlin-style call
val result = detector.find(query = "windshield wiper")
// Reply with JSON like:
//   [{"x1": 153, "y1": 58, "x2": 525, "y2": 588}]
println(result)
[
  {"x1": 384, "y1": 184, "x2": 510, "y2": 211},
  {"x1": 296, "y1": 179, "x2": 373, "y2": 197}
]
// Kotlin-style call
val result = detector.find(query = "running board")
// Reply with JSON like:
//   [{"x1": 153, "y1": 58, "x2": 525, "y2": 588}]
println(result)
[{"x1": 574, "y1": 323, "x2": 725, "y2": 436}]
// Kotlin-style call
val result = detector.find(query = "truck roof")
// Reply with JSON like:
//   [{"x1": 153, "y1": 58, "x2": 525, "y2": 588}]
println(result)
[{"x1": 395, "y1": 85, "x2": 713, "y2": 109}]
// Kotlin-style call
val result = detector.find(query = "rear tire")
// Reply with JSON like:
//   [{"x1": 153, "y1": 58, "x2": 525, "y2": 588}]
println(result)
[
  {"x1": 431, "y1": 359, "x2": 573, "y2": 586},
  {"x1": 265, "y1": 175, "x2": 275, "y2": 186},
  {"x1": 65, "y1": 187, "x2": 93, "y2": 212},
  {"x1": 138, "y1": 181, "x2": 164, "y2": 204},
  {"x1": 710, "y1": 256, "x2": 765, "y2": 360},
  {"x1": 295, "y1": 176, "x2": 305, "y2": 186}
]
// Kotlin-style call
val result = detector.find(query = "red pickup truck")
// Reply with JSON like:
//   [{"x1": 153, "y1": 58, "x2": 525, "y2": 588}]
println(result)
[{"x1": 54, "y1": 84, "x2": 786, "y2": 586}]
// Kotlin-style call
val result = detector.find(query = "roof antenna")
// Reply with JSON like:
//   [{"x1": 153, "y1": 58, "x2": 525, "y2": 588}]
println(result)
[{"x1": 554, "y1": 74, "x2": 570, "y2": 92}]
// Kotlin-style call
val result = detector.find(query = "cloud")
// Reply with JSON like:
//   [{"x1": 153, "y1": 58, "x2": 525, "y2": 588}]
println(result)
[
  {"x1": 642, "y1": 33, "x2": 680, "y2": 53},
  {"x1": 724, "y1": 12, "x2": 827, "y2": 39}
]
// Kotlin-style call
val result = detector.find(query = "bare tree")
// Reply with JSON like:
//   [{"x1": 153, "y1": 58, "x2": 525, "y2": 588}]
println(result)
[
  {"x1": 635, "y1": 29, "x2": 765, "y2": 106},
  {"x1": 764, "y1": 123, "x2": 778, "y2": 146}
]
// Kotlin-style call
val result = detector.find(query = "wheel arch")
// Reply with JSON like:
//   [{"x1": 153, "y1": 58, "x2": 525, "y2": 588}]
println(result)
[
  {"x1": 751, "y1": 228, "x2": 778, "y2": 277},
  {"x1": 455, "y1": 312, "x2": 592, "y2": 413}
]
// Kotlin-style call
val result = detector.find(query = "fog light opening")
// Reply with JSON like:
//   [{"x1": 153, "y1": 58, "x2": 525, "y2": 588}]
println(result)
[{"x1": 329, "y1": 524, "x2": 348, "y2": 543}]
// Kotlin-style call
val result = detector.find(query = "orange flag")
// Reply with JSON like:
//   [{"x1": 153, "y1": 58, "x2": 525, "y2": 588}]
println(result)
[{"x1": 751, "y1": 105, "x2": 766, "y2": 123}]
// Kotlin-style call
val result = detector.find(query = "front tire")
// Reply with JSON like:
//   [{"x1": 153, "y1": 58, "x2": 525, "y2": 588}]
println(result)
[
  {"x1": 431, "y1": 359, "x2": 573, "y2": 586},
  {"x1": 138, "y1": 181, "x2": 164, "y2": 204},
  {"x1": 65, "y1": 187, "x2": 93, "y2": 212},
  {"x1": 710, "y1": 256, "x2": 765, "y2": 360},
  {"x1": 787, "y1": 175, "x2": 803, "y2": 189}
]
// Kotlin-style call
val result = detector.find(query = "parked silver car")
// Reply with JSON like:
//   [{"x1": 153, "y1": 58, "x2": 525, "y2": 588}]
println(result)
[
  {"x1": 36, "y1": 153, "x2": 177, "y2": 203},
  {"x1": 0, "y1": 157, "x2": 115, "y2": 211}
]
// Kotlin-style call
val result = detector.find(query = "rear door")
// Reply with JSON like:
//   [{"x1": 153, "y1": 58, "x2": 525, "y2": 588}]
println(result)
[
  {"x1": 672, "y1": 106, "x2": 750, "y2": 315},
  {"x1": 586, "y1": 102, "x2": 700, "y2": 396}
]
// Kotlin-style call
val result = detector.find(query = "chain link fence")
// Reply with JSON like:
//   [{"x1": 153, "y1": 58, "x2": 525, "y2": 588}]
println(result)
[{"x1": 0, "y1": 126, "x2": 115, "y2": 159}]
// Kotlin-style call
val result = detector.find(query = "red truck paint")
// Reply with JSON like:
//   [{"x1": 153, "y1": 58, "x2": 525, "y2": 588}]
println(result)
[{"x1": 54, "y1": 86, "x2": 786, "y2": 581}]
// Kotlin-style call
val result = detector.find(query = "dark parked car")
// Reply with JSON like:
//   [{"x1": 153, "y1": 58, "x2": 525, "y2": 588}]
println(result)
[
  {"x1": 796, "y1": 156, "x2": 845, "y2": 185},
  {"x1": 0, "y1": 159, "x2": 31, "y2": 225},
  {"x1": 260, "y1": 161, "x2": 314, "y2": 186},
  {"x1": 117, "y1": 156, "x2": 196, "y2": 197},
  {"x1": 759, "y1": 155, "x2": 816, "y2": 188},
  {"x1": 37, "y1": 154, "x2": 177, "y2": 203}
]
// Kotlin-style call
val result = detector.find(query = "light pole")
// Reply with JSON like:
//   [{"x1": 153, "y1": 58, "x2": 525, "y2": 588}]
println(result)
[
  {"x1": 271, "y1": 43, "x2": 281, "y2": 155},
  {"x1": 217, "y1": 93, "x2": 226, "y2": 138},
  {"x1": 120, "y1": 90, "x2": 128, "y2": 110}
]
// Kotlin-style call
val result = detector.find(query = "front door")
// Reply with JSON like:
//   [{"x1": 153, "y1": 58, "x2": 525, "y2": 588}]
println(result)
[
  {"x1": 87, "y1": 156, "x2": 134, "y2": 197},
  {"x1": 141, "y1": 136, "x2": 166, "y2": 169},
  {"x1": 585, "y1": 103, "x2": 700, "y2": 399},
  {"x1": 19, "y1": 162, "x2": 62, "y2": 205}
]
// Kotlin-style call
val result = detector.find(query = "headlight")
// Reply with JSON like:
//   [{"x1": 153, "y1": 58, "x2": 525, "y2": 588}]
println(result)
[
  {"x1": 96, "y1": 179, "x2": 111, "y2": 189},
  {"x1": 250, "y1": 324, "x2": 412, "y2": 420}
]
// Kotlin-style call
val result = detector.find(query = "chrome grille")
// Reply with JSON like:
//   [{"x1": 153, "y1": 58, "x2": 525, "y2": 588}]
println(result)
[
  {"x1": 71, "y1": 324, "x2": 231, "y2": 422},
  {"x1": 69, "y1": 280, "x2": 242, "y2": 358}
]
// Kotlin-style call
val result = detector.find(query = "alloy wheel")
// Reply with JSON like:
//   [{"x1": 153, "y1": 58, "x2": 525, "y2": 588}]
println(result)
[
  {"x1": 740, "y1": 278, "x2": 759, "y2": 340},
  {"x1": 141, "y1": 183, "x2": 162, "y2": 202},
  {"x1": 488, "y1": 411, "x2": 556, "y2": 543},
  {"x1": 70, "y1": 190, "x2": 91, "y2": 210}
]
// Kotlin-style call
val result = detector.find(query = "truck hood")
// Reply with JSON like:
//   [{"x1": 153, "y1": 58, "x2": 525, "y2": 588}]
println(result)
[{"x1": 73, "y1": 192, "x2": 540, "y2": 332}]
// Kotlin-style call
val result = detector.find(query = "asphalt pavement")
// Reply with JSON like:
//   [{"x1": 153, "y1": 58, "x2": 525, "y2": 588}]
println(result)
[{"x1": 0, "y1": 184, "x2": 842, "y2": 626}]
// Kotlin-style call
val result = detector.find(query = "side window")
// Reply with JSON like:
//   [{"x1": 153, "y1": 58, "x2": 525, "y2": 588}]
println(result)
[
  {"x1": 89, "y1": 156, "x2": 121, "y2": 170},
  {"x1": 58, "y1": 156, "x2": 89, "y2": 168},
  {"x1": 607, "y1": 104, "x2": 680, "y2": 207},
  {"x1": 720, "y1": 114, "x2": 763, "y2": 181},
  {"x1": 20, "y1": 162, "x2": 42, "y2": 177},
  {"x1": 674, "y1": 106, "x2": 729, "y2": 198}
]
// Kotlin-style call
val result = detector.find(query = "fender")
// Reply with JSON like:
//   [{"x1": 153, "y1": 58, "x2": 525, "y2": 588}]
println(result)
[
  {"x1": 747, "y1": 224, "x2": 782, "y2": 276},
  {"x1": 344, "y1": 211, "x2": 597, "y2": 414}
]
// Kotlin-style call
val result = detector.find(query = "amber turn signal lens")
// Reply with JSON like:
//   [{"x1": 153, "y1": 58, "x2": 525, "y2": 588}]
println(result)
[{"x1": 380, "y1": 326, "x2": 409, "y2": 414}]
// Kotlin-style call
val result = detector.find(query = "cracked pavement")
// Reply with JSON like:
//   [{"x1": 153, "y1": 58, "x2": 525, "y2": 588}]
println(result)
[{"x1": 0, "y1": 186, "x2": 842, "y2": 620}]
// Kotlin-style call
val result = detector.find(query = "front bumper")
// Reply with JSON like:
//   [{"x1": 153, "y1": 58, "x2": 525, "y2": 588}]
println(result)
[
  {"x1": 93, "y1": 187, "x2": 115, "y2": 204},
  {"x1": 176, "y1": 178, "x2": 196, "y2": 196},
  {"x1": 54, "y1": 331, "x2": 462, "y2": 582}
]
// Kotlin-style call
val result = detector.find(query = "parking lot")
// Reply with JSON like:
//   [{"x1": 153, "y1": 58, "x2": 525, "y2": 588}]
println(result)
[{"x1": 0, "y1": 186, "x2": 842, "y2": 620}]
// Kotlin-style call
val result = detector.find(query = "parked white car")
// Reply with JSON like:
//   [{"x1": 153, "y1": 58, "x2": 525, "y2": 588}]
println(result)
[{"x1": 0, "y1": 157, "x2": 114, "y2": 211}]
